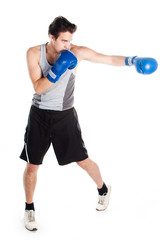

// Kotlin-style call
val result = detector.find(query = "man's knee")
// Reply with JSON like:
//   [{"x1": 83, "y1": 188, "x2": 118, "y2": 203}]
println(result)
[
  {"x1": 26, "y1": 163, "x2": 39, "y2": 175},
  {"x1": 76, "y1": 158, "x2": 90, "y2": 170}
]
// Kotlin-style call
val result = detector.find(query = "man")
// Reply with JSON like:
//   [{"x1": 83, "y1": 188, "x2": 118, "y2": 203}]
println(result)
[{"x1": 20, "y1": 16, "x2": 157, "y2": 231}]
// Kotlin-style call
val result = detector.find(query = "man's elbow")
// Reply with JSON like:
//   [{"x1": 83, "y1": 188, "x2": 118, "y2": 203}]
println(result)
[{"x1": 33, "y1": 84, "x2": 42, "y2": 95}]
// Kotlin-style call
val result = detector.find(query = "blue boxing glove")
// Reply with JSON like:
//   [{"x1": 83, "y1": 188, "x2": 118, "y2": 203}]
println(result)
[
  {"x1": 125, "y1": 56, "x2": 158, "y2": 74},
  {"x1": 47, "y1": 50, "x2": 77, "y2": 83}
]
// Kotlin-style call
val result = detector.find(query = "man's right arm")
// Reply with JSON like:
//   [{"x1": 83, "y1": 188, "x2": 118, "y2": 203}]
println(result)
[{"x1": 26, "y1": 47, "x2": 53, "y2": 95}]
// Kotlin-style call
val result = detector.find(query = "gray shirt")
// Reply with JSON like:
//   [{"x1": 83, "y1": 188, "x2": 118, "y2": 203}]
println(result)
[{"x1": 32, "y1": 43, "x2": 76, "y2": 111}]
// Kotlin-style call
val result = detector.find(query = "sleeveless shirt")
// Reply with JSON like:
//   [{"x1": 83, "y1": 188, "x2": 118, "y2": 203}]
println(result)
[{"x1": 32, "y1": 43, "x2": 76, "y2": 111}]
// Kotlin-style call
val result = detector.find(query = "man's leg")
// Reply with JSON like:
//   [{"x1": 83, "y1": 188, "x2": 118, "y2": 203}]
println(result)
[
  {"x1": 23, "y1": 163, "x2": 39, "y2": 231},
  {"x1": 77, "y1": 158, "x2": 111, "y2": 211},
  {"x1": 76, "y1": 158, "x2": 103, "y2": 188},
  {"x1": 23, "y1": 163, "x2": 40, "y2": 204}
]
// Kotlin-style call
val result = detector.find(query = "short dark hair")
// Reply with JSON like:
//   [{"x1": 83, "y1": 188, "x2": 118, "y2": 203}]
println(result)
[{"x1": 48, "y1": 16, "x2": 77, "y2": 39}]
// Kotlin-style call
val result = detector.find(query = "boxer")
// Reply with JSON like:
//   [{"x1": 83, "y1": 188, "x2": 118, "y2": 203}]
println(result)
[{"x1": 21, "y1": 16, "x2": 158, "y2": 231}]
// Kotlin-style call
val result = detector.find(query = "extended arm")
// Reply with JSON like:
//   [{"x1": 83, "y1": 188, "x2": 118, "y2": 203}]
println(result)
[
  {"x1": 76, "y1": 46, "x2": 126, "y2": 66},
  {"x1": 76, "y1": 46, "x2": 158, "y2": 74}
]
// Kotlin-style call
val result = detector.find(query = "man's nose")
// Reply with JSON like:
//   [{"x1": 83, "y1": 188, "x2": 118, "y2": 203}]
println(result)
[{"x1": 64, "y1": 43, "x2": 70, "y2": 50}]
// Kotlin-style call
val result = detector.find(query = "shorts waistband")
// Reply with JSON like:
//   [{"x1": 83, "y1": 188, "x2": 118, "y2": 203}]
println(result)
[{"x1": 31, "y1": 105, "x2": 74, "y2": 113}]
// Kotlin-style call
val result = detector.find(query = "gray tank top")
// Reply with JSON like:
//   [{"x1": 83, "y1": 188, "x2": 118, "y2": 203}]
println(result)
[{"x1": 32, "y1": 43, "x2": 76, "y2": 111}]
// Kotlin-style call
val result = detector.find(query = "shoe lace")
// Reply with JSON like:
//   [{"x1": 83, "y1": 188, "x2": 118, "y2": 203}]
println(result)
[
  {"x1": 28, "y1": 211, "x2": 35, "y2": 222},
  {"x1": 98, "y1": 193, "x2": 107, "y2": 204}
]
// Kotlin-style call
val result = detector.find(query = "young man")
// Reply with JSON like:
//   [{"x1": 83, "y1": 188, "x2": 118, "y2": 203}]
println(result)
[{"x1": 20, "y1": 16, "x2": 157, "y2": 231}]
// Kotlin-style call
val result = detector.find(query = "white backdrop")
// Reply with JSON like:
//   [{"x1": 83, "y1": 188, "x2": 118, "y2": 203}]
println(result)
[{"x1": 0, "y1": 0, "x2": 160, "y2": 239}]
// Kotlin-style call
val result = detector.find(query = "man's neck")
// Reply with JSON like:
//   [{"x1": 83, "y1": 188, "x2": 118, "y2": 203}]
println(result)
[{"x1": 46, "y1": 42, "x2": 60, "y2": 64}]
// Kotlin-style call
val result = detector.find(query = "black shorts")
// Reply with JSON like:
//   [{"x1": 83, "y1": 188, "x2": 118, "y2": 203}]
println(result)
[{"x1": 20, "y1": 105, "x2": 88, "y2": 165}]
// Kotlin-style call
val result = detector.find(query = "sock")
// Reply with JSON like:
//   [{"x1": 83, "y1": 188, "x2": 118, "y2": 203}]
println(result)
[
  {"x1": 98, "y1": 183, "x2": 108, "y2": 196},
  {"x1": 25, "y1": 202, "x2": 35, "y2": 211}
]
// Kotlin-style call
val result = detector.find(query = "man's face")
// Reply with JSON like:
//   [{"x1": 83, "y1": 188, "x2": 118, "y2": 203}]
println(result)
[{"x1": 52, "y1": 31, "x2": 73, "y2": 53}]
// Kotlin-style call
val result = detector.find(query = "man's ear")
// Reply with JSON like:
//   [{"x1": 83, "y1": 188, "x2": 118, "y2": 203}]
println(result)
[{"x1": 49, "y1": 34, "x2": 56, "y2": 42}]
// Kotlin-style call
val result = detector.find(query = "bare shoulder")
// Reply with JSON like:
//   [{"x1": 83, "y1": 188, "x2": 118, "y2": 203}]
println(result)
[
  {"x1": 71, "y1": 44, "x2": 88, "y2": 60},
  {"x1": 26, "y1": 45, "x2": 41, "y2": 63},
  {"x1": 70, "y1": 44, "x2": 94, "y2": 62}
]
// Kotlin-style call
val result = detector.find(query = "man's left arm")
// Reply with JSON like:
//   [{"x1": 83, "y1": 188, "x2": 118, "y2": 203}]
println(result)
[
  {"x1": 76, "y1": 46, "x2": 158, "y2": 74},
  {"x1": 76, "y1": 46, "x2": 126, "y2": 66}
]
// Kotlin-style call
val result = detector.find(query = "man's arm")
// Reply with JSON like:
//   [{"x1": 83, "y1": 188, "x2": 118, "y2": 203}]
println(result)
[
  {"x1": 76, "y1": 46, "x2": 126, "y2": 66},
  {"x1": 26, "y1": 47, "x2": 53, "y2": 95},
  {"x1": 74, "y1": 46, "x2": 158, "y2": 74}
]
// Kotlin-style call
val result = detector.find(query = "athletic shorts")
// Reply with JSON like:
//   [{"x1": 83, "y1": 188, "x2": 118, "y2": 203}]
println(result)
[{"x1": 20, "y1": 105, "x2": 88, "y2": 165}]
